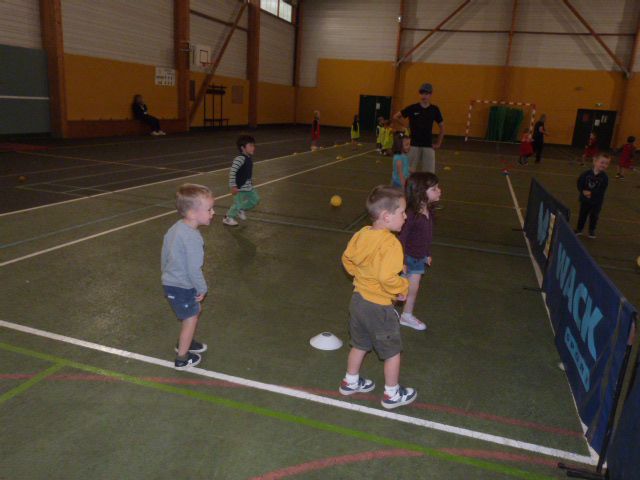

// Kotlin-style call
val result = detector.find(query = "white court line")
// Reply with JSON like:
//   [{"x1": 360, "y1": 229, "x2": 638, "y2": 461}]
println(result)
[
  {"x1": 0, "y1": 149, "x2": 370, "y2": 267},
  {"x1": 0, "y1": 319, "x2": 595, "y2": 466},
  {"x1": 504, "y1": 173, "x2": 599, "y2": 462},
  {"x1": 0, "y1": 144, "x2": 344, "y2": 218}
]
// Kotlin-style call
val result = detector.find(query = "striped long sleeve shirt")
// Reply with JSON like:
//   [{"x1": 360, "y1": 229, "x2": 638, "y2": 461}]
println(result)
[{"x1": 228, "y1": 154, "x2": 253, "y2": 191}]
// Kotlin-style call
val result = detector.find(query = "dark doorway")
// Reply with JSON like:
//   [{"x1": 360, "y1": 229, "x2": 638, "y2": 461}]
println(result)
[
  {"x1": 359, "y1": 95, "x2": 392, "y2": 131},
  {"x1": 571, "y1": 109, "x2": 617, "y2": 150}
]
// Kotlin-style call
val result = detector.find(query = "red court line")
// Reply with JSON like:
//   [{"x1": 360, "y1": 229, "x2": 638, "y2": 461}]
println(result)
[
  {"x1": 246, "y1": 449, "x2": 423, "y2": 480},
  {"x1": 0, "y1": 373, "x2": 582, "y2": 438},
  {"x1": 247, "y1": 447, "x2": 558, "y2": 479},
  {"x1": 440, "y1": 448, "x2": 559, "y2": 468}
]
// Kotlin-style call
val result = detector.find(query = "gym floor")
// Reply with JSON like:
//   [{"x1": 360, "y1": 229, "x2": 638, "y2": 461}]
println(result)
[{"x1": 1, "y1": 126, "x2": 638, "y2": 479}]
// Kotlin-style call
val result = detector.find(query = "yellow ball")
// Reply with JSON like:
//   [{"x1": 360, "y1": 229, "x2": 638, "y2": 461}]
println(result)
[
  {"x1": 18, "y1": 175, "x2": 27, "y2": 183},
  {"x1": 336, "y1": 155, "x2": 343, "y2": 160},
  {"x1": 330, "y1": 195, "x2": 342, "y2": 207},
  {"x1": 443, "y1": 166, "x2": 451, "y2": 171}
]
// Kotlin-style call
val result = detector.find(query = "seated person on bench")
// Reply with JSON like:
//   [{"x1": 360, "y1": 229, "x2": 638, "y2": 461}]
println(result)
[{"x1": 132, "y1": 94, "x2": 165, "y2": 136}]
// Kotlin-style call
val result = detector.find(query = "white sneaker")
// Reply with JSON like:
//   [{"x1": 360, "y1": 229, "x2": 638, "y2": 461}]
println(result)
[
  {"x1": 222, "y1": 216, "x2": 238, "y2": 226},
  {"x1": 158, "y1": 130, "x2": 166, "y2": 135},
  {"x1": 399, "y1": 312, "x2": 427, "y2": 331},
  {"x1": 150, "y1": 131, "x2": 161, "y2": 136},
  {"x1": 237, "y1": 210, "x2": 247, "y2": 221}
]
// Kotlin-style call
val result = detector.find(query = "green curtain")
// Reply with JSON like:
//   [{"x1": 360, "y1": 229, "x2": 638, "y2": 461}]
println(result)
[{"x1": 485, "y1": 106, "x2": 524, "y2": 142}]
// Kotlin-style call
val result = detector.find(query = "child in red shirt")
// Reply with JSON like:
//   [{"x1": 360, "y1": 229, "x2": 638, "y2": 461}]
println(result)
[
  {"x1": 615, "y1": 136, "x2": 636, "y2": 179},
  {"x1": 580, "y1": 132, "x2": 598, "y2": 166},
  {"x1": 518, "y1": 130, "x2": 534, "y2": 165}
]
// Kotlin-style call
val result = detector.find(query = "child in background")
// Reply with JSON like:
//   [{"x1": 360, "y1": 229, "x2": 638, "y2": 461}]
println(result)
[
  {"x1": 398, "y1": 172, "x2": 442, "y2": 331},
  {"x1": 518, "y1": 129, "x2": 534, "y2": 165},
  {"x1": 351, "y1": 114, "x2": 360, "y2": 150},
  {"x1": 391, "y1": 132, "x2": 411, "y2": 189},
  {"x1": 615, "y1": 136, "x2": 636, "y2": 179},
  {"x1": 311, "y1": 110, "x2": 321, "y2": 151},
  {"x1": 132, "y1": 94, "x2": 165, "y2": 136},
  {"x1": 575, "y1": 154, "x2": 610, "y2": 239},
  {"x1": 381, "y1": 121, "x2": 394, "y2": 156},
  {"x1": 340, "y1": 185, "x2": 417, "y2": 409},
  {"x1": 580, "y1": 132, "x2": 598, "y2": 166},
  {"x1": 376, "y1": 117, "x2": 384, "y2": 153},
  {"x1": 162, "y1": 184, "x2": 214, "y2": 369},
  {"x1": 223, "y1": 135, "x2": 260, "y2": 226}
]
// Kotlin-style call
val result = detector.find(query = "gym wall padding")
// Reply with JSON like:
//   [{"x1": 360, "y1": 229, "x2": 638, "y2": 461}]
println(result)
[
  {"x1": 0, "y1": 44, "x2": 50, "y2": 135},
  {"x1": 65, "y1": 54, "x2": 178, "y2": 121},
  {"x1": 296, "y1": 58, "x2": 635, "y2": 145},
  {"x1": 257, "y1": 82, "x2": 295, "y2": 124}
]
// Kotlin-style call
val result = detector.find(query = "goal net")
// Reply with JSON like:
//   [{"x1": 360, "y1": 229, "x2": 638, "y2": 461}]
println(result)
[{"x1": 465, "y1": 99, "x2": 536, "y2": 143}]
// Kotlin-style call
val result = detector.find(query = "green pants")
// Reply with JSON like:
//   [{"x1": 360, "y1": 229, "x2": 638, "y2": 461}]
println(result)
[{"x1": 228, "y1": 189, "x2": 260, "y2": 219}]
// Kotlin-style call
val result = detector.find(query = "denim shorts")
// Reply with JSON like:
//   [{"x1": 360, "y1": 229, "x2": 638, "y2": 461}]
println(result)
[
  {"x1": 163, "y1": 285, "x2": 200, "y2": 320},
  {"x1": 404, "y1": 255, "x2": 428, "y2": 275}
]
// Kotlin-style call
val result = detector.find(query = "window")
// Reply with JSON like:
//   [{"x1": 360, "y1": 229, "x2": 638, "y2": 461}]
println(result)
[{"x1": 260, "y1": 0, "x2": 293, "y2": 23}]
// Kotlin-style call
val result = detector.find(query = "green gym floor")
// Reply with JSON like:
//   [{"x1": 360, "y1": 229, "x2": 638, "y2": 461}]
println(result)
[{"x1": 1, "y1": 127, "x2": 638, "y2": 479}]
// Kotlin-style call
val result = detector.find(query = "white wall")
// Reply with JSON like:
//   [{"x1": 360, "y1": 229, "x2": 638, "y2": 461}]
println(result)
[
  {"x1": 190, "y1": 4, "x2": 248, "y2": 80},
  {"x1": 61, "y1": 0, "x2": 174, "y2": 67},
  {"x1": 0, "y1": 0, "x2": 41, "y2": 48},
  {"x1": 259, "y1": 11, "x2": 295, "y2": 85},
  {"x1": 299, "y1": 0, "x2": 399, "y2": 87},
  {"x1": 300, "y1": 0, "x2": 640, "y2": 75}
]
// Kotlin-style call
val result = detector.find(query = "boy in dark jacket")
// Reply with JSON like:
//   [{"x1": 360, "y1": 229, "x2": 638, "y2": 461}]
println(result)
[{"x1": 575, "y1": 154, "x2": 610, "y2": 239}]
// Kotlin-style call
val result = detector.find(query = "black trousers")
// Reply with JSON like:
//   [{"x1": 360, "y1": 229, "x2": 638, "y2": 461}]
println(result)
[
  {"x1": 576, "y1": 201, "x2": 603, "y2": 234},
  {"x1": 533, "y1": 141, "x2": 544, "y2": 163},
  {"x1": 140, "y1": 115, "x2": 161, "y2": 131}
]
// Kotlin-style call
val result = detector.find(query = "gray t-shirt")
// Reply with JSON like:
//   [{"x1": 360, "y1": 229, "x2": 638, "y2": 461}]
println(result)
[{"x1": 161, "y1": 220, "x2": 207, "y2": 295}]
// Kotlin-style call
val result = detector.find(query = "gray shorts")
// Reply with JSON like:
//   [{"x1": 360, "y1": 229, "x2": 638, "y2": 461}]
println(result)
[
  {"x1": 348, "y1": 292, "x2": 402, "y2": 360},
  {"x1": 409, "y1": 146, "x2": 436, "y2": 173}
]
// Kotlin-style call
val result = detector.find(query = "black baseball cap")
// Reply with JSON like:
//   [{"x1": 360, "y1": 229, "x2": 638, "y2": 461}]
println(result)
[{"x1": 419, "y1": 83, "x2": 433, "y2": 94}]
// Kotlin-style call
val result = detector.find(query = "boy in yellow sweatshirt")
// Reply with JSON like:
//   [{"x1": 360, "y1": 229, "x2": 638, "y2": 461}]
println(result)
[{"x1": 340, "y1": 185, "x2": 417, "y2": 409}]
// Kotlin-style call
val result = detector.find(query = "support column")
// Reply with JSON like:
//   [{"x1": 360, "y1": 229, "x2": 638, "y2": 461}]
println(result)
[
  {"x1": 293, "y1": 1, "x2": 303, "y2": 124},
  {"x1": 502, "y1": 0, "x2": 518, "y2": 101},
  {"x1": 247, "y1": 0, "x2": 260, "y2": 128},
  {"x1": 174, "y1": 0, "x2": 190, "y2": 130},
  {"x1": 40, "y1": 0, "x2": 68, "y2": 138},
  {"x1": 614, "y1": 11, "x2": 640, "y2": 146},
  {"x1": 391, "y1": 0, "x2": 405, "y2": 116}
]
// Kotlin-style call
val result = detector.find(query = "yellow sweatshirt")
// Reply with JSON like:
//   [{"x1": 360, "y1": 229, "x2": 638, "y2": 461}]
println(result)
[{"x1": 341, "y1": 226, "x2": 409, "y2": 305}]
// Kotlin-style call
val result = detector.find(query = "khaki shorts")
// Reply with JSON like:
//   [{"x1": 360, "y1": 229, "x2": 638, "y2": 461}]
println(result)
[
  {"x1": 348, "y1": 292, "x2": 402, "y2": 360},
  {"x1": 409, "y1": 146, "x2": 436, "y2": 173}
]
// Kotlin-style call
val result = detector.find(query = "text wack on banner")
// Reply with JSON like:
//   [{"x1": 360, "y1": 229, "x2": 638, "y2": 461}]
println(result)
[
  {"x1": 542, "y1": 216, "x2": 634, "y2": 454},
  {"x1": 524, "y1": 178, "x2": 570, "y2": 271}
]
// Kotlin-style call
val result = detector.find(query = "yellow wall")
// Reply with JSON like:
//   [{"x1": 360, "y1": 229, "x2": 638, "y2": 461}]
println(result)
[
  {"x1": 189, "y1": 72, "x2": 249, "y2": 127},
  {"x1": 65, "y1": 54, "x2": 178, "y2": 120},
  {"x1": 296, "y1": 59, "x2": 395, "y2": 126},
  {"x1": 615, "y1": 74, "x2": 640, "y2": 146},
  {"x1": 298, "y1": 58, "x2": 639, "y2": 145},
  {"x1": 257, "y1": 82, "x2": 295, "y2": 124}
]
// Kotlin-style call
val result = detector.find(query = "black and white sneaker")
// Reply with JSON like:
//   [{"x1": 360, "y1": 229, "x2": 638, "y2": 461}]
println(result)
[
  {"x1": 174, "y1": 352, "x2": 201, "y2": 370},
  {"x1": 175, "y1": 339, "x2": 208, "y2": 354},
  {"x1": 339, "y1": 376, "x2": 375, "y2": 395},
  {"x1": 381, "y1": 386, "x2": 417, "y2": 409}
]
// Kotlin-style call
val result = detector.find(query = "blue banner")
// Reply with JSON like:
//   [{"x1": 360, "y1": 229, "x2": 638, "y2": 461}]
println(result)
[
  {"x1": 607, "y1": 334, "x2": 640, "y2": 479},
  {"x1": 542, "y1": 216, "x2": 635, "y2": 453},
  {"x1": 524, "y1": 178, "x2": 571, "y2": 271}
]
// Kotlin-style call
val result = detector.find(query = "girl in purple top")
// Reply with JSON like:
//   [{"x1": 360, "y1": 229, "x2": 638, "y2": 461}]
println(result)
[{"x1": 398, "y1": 172, "x2": 442, "y2": 330}]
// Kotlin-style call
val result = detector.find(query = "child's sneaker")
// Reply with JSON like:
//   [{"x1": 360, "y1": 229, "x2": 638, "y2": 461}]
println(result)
[
  {"x1": 588, "y1": 232, "x2": 597, "y2": 239},
  {"x1": 223, "y1": 216, "x2": 238, "y2": 226},
  {"x1": 574, "y1": 230, "x2": 583, "y2": 236},
  {"x1": 175, "y1": 339, "x2": 207, "y2": 354},
  {"x1": 237, "y1": 210, "x2": 247, "y2": 220},
  {"x1": 174, "y1": 352, "x2": 201, "y2": 370},
  {"x1": 399, "y1": 312, "x2": 427, "y2": 331},
  {"x1": 339, "y1": 376, "x2": 375, "y2": 395},
  {"x1": 381, "y1": 386, "x2": 417, "y2": 409}
]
